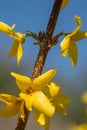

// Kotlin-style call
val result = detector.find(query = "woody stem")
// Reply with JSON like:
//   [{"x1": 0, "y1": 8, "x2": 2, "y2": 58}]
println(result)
[{"x1": 32, "y1": 0, "x2": 63, "y2": 79}]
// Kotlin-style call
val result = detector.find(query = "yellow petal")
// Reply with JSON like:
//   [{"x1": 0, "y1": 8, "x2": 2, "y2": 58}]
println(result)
[
  {"x1": 71, "y1": 15, "x2": 82, "y2": 37},
  {"x1": 72, "y1": 31, "x2": 87, "y2": 41},
  {"x1": 0, "y1": 22, "x2": 15, "y2": 35},
  {"x1": 17, "y1": 42, "x2": 23, "y2": 66},
  {"x1": 8, "y1": 39, "x2": 24, "y2": 66},
  {"x1": 11, "y1": 72, "x2": 31, "y2": 93},
  {"x1": 34, "y1": 111, "x2": 50, "y2": 130},
  {"x1": 53, "y1": 93, "x2": 70, "y2": 115},
  {"x1": 8, "y1": 40, "x2": 19, "y2": 57},
  {"x1": 0, "y1": 94, "x2": 21, "y2": 117},
  {"x1": 32, "y1": 69, "x2": 57, "y2": 91},
  {"x1": 61, "y1": 0, "x2": 70, "y2": 9},
  {"x1": 19, "y1": 92, "x2": 32, "y2": 111},
  {"x1": 69, "y1": 41, "x2": 78, "y2": 66},
  {"x1": 32, "y1": 91, "x2": 55, "y2": 117},
  {"x1": 12, "y1": 32, "x2": 26, "y2": 41},
  {"x1": 74, "y1": 15, "x2": 82, "y2": 26},
  {"x1": 19, "y1": 101, "x2": 25, "y2": 121},
  {"x1": 60, "y1": 35, "x2": 70, "y2": 57},
  {"x1": 35, "y1": 111, "x2": 46, "y2": 126},
  {"x1": 48, "y1": 82, "x2": 60, "y2": 97}
]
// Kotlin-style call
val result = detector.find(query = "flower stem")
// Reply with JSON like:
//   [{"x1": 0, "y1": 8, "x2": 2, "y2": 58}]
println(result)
[{"x1": 15, "y1": 0, "x2": 63, "y2": 129}]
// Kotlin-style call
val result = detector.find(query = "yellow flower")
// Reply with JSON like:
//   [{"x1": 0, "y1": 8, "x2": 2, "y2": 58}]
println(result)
[
  {"x1": 71, "y1": 123, "x2": 87, "y2": 130},
  {"x1": 61, "y1": 0, "x2": 70, "y2": 9},
  {"x1": 0, "y1": 94, "x2": 25, "y2": 120},
  {"x1": 0, "y1": 69, "x2": 70, "y2": 128},
  {"x1": 81, "y1": 91, "x2": 87, "y2": 104},
  {"x1": 60, "y1": 15, "x2": 87, "y2": 66},
  {"x1": 46, "y1": 82, "x2": 70, "y2": 115},
  {"x1": 35, "y1": 82, "x2": 70, "y2": 130},
  {"x1": 11, "y1": 69, "x2": 56, "y2": 117},
  {"x1": 0, "y1": 21, "x2": 26, "y2": 66}
]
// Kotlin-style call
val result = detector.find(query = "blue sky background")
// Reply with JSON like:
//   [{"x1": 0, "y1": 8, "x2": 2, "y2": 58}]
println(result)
[
  {"x1": 0, "y1": 0, "x2": 87, "y2": 130},
  {"x1": 0, "y1": 0, "x2": 87, "y2": 74}
]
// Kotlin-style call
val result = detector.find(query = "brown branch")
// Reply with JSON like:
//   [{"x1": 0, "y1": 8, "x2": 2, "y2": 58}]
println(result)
[
  {"x1": 32, "y1": 0, "x2": 63, "y2": 79},
  {"x1": 15, "y1": 106, "x2": 29, "y2": 130},
  {"x1": 15, "y1": 0, "x2": 63, "y2": 129}
]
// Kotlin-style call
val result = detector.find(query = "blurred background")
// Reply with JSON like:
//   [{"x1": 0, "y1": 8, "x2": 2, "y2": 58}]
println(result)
[{"x1": 0, "y1": 0, "x2": 87, "y2": 130}]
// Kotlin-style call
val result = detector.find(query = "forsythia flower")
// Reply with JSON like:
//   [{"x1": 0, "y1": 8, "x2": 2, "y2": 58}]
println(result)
[
  {"x1": 11, "y1": 69, "x2": 56, "y2": 118},
  {"x1": 61, "y1": 0, "x2": 70, "y2": 9},
  {"x1": 35, "y1": 82, "x2": 70, "y2": 130},
  {"x1": 0, "y1": 94, "x2": 25, "y2": 120},
  {"x1": 0, "y1": 69, "x2": 70, "y2": 130},
  {"x1": 60, "y1": 15, "x2": 87, "y2": 66},
  {"x1": 0, "y1": 21, "x2": 26, "y2": 66}
]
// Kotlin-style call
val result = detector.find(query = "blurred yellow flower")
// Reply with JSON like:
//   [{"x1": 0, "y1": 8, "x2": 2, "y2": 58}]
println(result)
[
  {"x1": 11, "y1": 69, "x2": 56, "y2": 118},
  {"x1": 81, "y1": 91, "x2": 87, "y2": 104},
  {"x1": 0, "y1": 21, "x2": 26, "y2": 66},
  {"x1": 35, "y1": 82, "x2": 70, "y2": 130},
  {"x1": 71, "y1": 123, "x2": 87, "y2": 130},
  {"x1": 61, "y1": 0, "x2": 70, "y2": 9},
  {"x1": 60, "y1": 15, "x2": 87, "y2": 66},
  {"x1": 0, "y1": 94, "x2": 25, "y2": 120}
]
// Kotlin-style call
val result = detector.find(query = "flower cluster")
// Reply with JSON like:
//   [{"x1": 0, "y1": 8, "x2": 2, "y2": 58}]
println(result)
[{"x1": 0, "y1": 69, "x2": 70, "y2": 130}]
